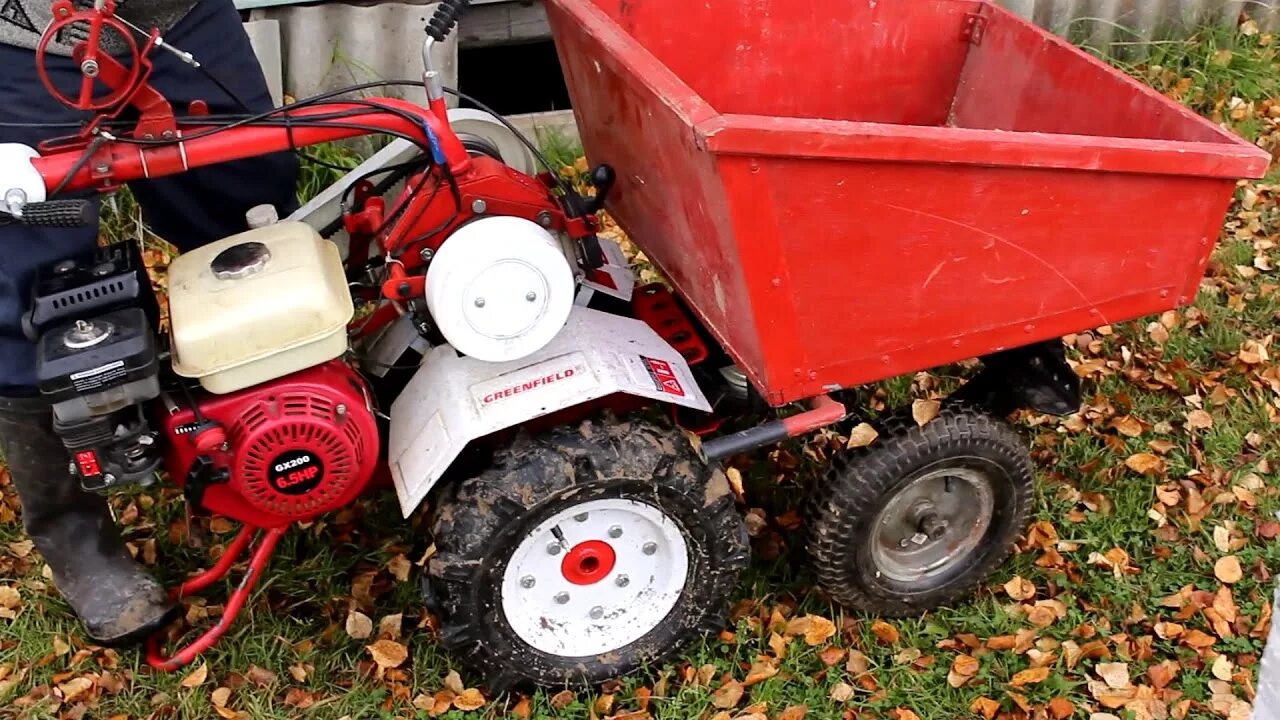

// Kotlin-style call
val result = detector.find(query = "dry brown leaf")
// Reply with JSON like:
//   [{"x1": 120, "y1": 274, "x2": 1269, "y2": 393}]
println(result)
[
  {"x1": 1186, "y1": 409, "x2": 1214, "y2": 430},
  {"x1": 1096, "y1": 662, "x2": 1131, "y2": 690},
  {"x1": 512, "y1": 696, "x2": 532, "y2": 719},
  {"x1": 366, "y1": 639, "x2": 408, "y2": 669},
  {"x1": 1047, "y1": 697, "x2": 1074, "y2": 720},
  {"x1": 1154, "y1": 621, "x2": 1184, "y2": 640},
  {"x1": 1183, "y1": 628, "x2": 1217, "y2": 649},
  {"x1": 58, "y1": 676, "x2": 93, "y2": 702},
  {"x1": 1003, "y1": 576, "x2": 1036, "y2": 601},
  {"x1": 51, "y1": 635, "x2": 70, "y2": 656},
  {"x1": 726, "y1": 467, "x2": 745, "y2": 501},
  {"x1": 387, "y1": 554, "x2": 412, "y2": 582},
  {"x1": 1215, "y1": 555, "x2": 1243, "y2": 584},
  {"x1": 795, "y1": 615, "x2": 836, "y2": 646},
  {"x1": 1211, "y1": 654, "x2": 1234, "y2": 681},
  {"x1": 767, "y1": 632, "x2": 788, "y2": 660},
  {"x1": 181, "y1": 662, "x2": 209, "y2": 689},
  {"x1": 345, "y1": 610, "x2": 373, "y2": 640},
  {"x1": 743, "y1": 659, "x2": 778, "y2": 687},
  {"x1": 778, "y1": 705, "x2": 807, "y2": 720},
  {"x1": 1214, "y1": 524, "x2": 1233, "y2": 553},
  {"x1": 1147, "y1": 660, "x2": 1178, "y2": 689},
  {"x1": 245, "y1": 665, "x2": 276, "y2": 687},
  {"x1": 0, "y1": 585, "x2": 19, "y2": 611},
  {"x1": 948, "y1": 654, "x2": 980, "y2": 688},
  {"x1": 848, "y1": 423, "x2": 879, "y2": 448},
  {"x1": 890, "y1": 708, "x2": 922, "y2": 720},
  {"x1": 1125, "y1": 453, "x2": 1165, "y2": 475},
  {"x1": 912, "y1": 399, "x2": 941, "y2": 427},
  {"x1": 549, "y1": 690, "x2": 575, "y2": 710},
  {"x1": 871, "y1": 620, "x2": 900, "y2": 644},
  {"x1": 1010, "y1": 666, "x2": 1050, "y2": 687},
  {"x1": 211, "y1": 687, "x2": 231, "y2": 708},
  {"x1": 830, "y1": 682, "x2": 854, "y2": 703},
  {"x1": 453, "y1": 688, "x2": 486, "y2": 711},
  {"x1": 711, "y1": 680, "x2": 744, "y2": 709},
  {"x1": 378, "y1": 613, "x2": 403, "y2": 641},
  {"x1": 1111, "y1": 415, "x2": 1143, "y2": 437},
  {"x1": 846, "y1": 649, "x2": 870, "y2": 676},
  {"x1": 817, "y1": 646, "x2": 844, "y2": 667},
  {"x1": 970, "y1": 697, "x2": 1000, "y2": 720},
  {"x1": 986, "y1": 635, "x2": 1017, "y2": 651},
  {"x1": 287, "y1": 664, "x2": 308, "y2": 683},
  {"x1": 1026, "y1": 604, "x2": 1057, "y2": 628},
  {"x1": 444, "y1": 670, "x2": 466, "y2": 695}
]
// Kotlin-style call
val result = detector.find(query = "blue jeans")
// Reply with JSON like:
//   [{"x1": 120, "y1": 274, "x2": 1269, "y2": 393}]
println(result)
[{"x1": 0, "y1": 0, "x2": 299, "y2": 394}]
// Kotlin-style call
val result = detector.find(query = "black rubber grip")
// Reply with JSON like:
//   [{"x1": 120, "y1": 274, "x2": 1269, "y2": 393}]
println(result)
[
  {"x1": 426, "y1": 0, "x2": 470, "y2": 42},
  {"x1": 20, "y1": 200, "x2": 95, "y2": 228}
]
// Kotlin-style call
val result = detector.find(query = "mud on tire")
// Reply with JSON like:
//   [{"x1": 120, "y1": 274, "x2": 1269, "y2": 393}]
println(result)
[
  {"x1": 426, "y1": 415, "x2": 749, "y2": 690},
  {"x1": 804, "y1": 403, "x2": 1034, "y2": 617}
]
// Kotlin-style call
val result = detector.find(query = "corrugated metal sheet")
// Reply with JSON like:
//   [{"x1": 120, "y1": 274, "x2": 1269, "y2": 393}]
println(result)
[{"x1": 998, "y1": 0, "x2": 1280, "y2": 50}]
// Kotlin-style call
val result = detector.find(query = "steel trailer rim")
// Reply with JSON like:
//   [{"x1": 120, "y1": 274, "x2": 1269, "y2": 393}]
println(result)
[
  {"x1": 870, "y1": 463, "x2": 997, "y2": 584},
  {"x1": 499, "y1": 497, "x2": 690, "y2": 657}
]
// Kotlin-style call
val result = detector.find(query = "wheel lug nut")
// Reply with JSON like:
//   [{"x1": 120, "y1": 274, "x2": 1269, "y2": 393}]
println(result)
[
  {"x1": 615, "y1": 574, "x2": 629, "y2": 587},
  {"x1": 608, "y1": 525, "x2": 623, "y2": 538},
  {"x1": 589, "y1": 606, "x2": 603, "y2": 619},
  {"x1": 546, "y1": 542, "x2": 562, "y2": 555},
  {"x1": 555, "y1": 592, "x2": 570, "y2": 604},
  {"x1": 574, "y1": 512, "x2": 589, "y2": 522},
  {"x1": 520, "y1": 575, "x2": 536, "y2": 589},
  {"x1": 642, "y1": 542, "x2": 657, "y2": 555}
]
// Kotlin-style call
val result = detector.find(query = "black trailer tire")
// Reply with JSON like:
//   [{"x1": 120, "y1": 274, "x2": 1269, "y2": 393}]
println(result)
[
  {"x1": 804, "y1": 404, "x2": 1034, "y2": 616},
  {"x1": 426, "y1": 415, "x2": 749, "y2": 691}
]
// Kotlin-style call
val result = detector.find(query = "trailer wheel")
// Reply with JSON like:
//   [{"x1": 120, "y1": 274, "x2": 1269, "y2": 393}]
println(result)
[
  {"x1": 426, "y1": 415, "x2": 749, "y2": 690},
  {"x1": 805, "y1": 404, "x2": 1033, "y2": 616}
]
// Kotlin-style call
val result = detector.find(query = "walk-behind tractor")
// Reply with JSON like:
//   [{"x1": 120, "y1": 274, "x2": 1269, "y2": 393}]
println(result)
[{"x1": 0, "y1": 0, "x2": 1268, "y2": 689}]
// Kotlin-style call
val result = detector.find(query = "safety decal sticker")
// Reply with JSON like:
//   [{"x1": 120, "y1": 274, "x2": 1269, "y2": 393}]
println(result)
[{"x1": 641, "y1": 356, "x2": 685, "y2": 397}]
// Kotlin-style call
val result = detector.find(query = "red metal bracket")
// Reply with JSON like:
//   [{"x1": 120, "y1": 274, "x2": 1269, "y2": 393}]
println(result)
[
  {"x1": 145, "y1": 524, "x2": 287, "y2": 671},
  {"x1": 962, "y1": 11, "x2": 988, "y2": 45},
  {"x1": 36, "y1": 0, "x2": 177, "y2": 141},
  {"x1": 632, "y1": 283, "x2": 709, "y2": 366}
]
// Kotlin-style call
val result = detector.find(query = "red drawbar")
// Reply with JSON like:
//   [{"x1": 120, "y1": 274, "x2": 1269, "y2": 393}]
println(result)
[{"x1": 561, "y1": 540, "x2": 617, "y2": 585}]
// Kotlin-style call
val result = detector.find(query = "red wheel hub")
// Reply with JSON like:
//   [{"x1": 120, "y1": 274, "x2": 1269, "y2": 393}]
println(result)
[{"x1": 561, "y1": 540, "x2": 616, "y2": 585}]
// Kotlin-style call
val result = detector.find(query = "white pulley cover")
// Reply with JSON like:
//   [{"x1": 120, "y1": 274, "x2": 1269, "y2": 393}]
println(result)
[{"x1": 426, "y1": 216, "x2": 575, "y2": 363}]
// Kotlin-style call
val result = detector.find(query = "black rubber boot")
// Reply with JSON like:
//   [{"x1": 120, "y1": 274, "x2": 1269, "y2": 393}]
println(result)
[{"x1": 0, "y1": 394, "x2": 177, "y2": 646}]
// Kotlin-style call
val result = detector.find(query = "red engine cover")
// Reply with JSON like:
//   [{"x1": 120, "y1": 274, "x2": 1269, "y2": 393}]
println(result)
[{"x1": 162, "y1": 361, "x2": 381, "y2": 529}]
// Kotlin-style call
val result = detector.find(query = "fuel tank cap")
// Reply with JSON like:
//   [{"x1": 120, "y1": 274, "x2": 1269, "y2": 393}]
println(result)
[{"x1": 211, "y1": 241, "x2": 272, "y2": 280}]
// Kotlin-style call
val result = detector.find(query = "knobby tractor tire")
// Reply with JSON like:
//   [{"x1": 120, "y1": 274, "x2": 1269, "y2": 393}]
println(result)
[
  {"x1": 804, "y1": 403, "x2": 1034, "y2": 617},
  {"x1": 426, "y1": 415, "x2": 749, "y2": 690}
]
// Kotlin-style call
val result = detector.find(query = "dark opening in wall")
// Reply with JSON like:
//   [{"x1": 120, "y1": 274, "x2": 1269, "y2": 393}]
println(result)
[{"x1": 457, "y1": 40, "x2": 572, "y2": 116}]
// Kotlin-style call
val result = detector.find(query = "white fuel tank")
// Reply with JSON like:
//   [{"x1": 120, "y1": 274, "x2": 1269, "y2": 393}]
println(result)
[{"x1": 167, "y1": 221, "x2": 354, "y2": 394}]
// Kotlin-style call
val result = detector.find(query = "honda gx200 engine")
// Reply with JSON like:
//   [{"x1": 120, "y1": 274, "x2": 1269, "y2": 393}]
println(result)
[{"x1": 28, "y1": 221, "x2": 381, "y2": 527}]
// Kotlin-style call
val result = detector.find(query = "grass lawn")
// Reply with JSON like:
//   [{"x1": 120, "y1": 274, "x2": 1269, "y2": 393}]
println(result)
[{"x1": 3, "y1": 22, "x2": 1280, "y2": 720}]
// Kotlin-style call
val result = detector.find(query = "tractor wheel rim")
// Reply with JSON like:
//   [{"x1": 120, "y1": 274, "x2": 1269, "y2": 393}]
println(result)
[
  {"x1": 870, "y1": 463, "x2": 995, "y2": 584},
  {"x1": 500, "y1": 497, "x2": 690, "y2": 657}
]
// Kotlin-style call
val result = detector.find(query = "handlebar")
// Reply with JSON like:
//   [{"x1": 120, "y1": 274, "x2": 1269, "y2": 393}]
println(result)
[{"x1": 4, "y1": 199, "x2": 96, "y2": 228}]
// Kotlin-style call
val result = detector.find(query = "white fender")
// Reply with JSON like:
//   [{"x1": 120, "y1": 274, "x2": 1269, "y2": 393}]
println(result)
[{"x1": 387, "y1": 305, "x2": 711, "y2": 517}]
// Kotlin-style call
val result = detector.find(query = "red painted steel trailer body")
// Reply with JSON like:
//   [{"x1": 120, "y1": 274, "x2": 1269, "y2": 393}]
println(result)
[{"x1": 545, "y1": 0, "x2": 1272, "y2": 407}]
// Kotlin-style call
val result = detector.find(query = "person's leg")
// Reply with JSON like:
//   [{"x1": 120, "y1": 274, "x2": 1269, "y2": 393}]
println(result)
[
  {"x1": 127, "y1": 0, "x2": 300, "y2": 251},
  {"x1": 0, "y1": 46, "x2": 175, "y2": 645}
]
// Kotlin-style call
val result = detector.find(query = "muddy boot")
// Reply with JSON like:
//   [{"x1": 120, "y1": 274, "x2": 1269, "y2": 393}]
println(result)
[{"x1": 0, "y1": 394, "x2": 176, "y2": 646}]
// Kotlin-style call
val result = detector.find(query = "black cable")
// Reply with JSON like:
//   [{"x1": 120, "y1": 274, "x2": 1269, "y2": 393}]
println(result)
[{"x1": 48, "y1": 135, "x2": 107, "y2": 197}]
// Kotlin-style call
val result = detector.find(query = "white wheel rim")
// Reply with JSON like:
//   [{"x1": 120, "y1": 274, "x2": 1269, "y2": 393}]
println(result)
[{"x1": 499, "y1": 497, "x2": 690, "y2": 657}]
